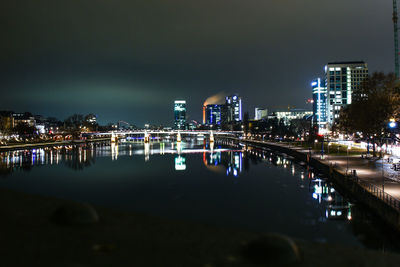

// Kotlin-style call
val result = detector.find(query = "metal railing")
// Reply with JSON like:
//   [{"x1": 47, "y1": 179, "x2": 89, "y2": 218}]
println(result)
[{"x1": 358, "y1": 180, "x2": 400, "y2": 211}]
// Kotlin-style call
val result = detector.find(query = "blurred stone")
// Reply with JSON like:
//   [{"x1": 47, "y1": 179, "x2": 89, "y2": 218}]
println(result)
[
  {"x1": 52, "y1": 202, "x2": 99, "y2": 225},
  {"x1": 59, "y1": 263, "x2": 90, "y2": 267},
  {"x1": 92, "y1": 243, "x2": 116, "y2": 253},
  {"x1": 241, "y1": 233, "x2": 301, "y2": 265}
]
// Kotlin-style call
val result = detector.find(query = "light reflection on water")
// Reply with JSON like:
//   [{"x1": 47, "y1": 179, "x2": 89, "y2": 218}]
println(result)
[{"x1": 0, "y1": 139, "x2": 399, "y2": 251}]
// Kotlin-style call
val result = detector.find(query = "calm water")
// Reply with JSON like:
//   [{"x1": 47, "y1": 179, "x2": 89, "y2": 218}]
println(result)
[{"x1": 0, "y1": 139, "x2": 399, "y2": 251}]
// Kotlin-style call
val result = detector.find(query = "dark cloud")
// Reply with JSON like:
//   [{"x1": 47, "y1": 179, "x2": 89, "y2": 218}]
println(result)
[{"x1": 0, "y1": 0, "x2": 395, "y2": 125}]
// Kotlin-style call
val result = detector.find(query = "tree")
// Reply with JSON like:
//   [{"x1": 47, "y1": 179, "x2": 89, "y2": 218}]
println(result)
[
  {"x1": 64, "y1": 114, "x2": 84, "y2": 139},
  {"x1": 13, "y1": 122, "x2": 36, "y2": 137},
  {"x1": 243, "y1": 112, "x2": 249, "y2": 136},
  {"x1": 338, "y1": 72, "x2": 400, "y2": 156}
]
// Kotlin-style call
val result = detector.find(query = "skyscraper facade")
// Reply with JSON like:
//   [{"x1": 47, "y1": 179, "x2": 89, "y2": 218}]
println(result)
[
  {"x1": 325, "y1": 61, "x2": 368, "y2": 126},
  {"x1": 205, "y1": 104, "x2": 223, "y2": 125},
  {"x1": 225, "y1": 95, "x2": 242, "y2": 122},
  {"x1": 312, "y1": 78, "x2": 327, "y2": 133},
  {"x1": 174, "y1": 100, "x2": 186, "y2": 129}
]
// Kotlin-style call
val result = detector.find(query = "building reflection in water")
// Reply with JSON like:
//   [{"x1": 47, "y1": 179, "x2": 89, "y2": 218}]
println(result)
[
  {"x1": 175, "y1": 155, "x2": 186, "y2": 171},
  {"x1": 237, "y1": 146, "x2": 353, "y2": 223},
  {"x1": 0, "y1": 144, "x2": 105, "y2": 175},
  {"x1": 202, "y1": 148, "x2": 243, "y2": 177},
  {"x1": 310, "y1": 178, "x2": 352, "y2": 221}
]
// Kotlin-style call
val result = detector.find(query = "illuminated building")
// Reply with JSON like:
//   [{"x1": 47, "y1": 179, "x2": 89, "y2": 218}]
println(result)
[
  {"x1": 13, "y1": 112, "x2": 36, "y2": 127},
  {"x1": 174, "y1": 100, "x2": 186, "y2": 129},
  {"x1": 311, "y1": 78, "x2": 327, "y2": 134},
  {"x1": 205, "y1": 104, "x2": 223, "y2": 125},
  {"x1": 225, "y1": 95, "x2": 242, "y2": 122},
  {"x1": 254, "y1": 108, "x2": 268, "y2": 120},
  {"x1": 325, "y1": 61, "x2": 368, "y2": 126},
  {"x1": 271, "y1": 109, "x2": 313, "y2": 126}
]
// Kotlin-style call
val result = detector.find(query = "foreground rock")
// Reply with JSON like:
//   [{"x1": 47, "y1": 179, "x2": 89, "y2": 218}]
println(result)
[
  {"x1": 52, "y1": 202, "x2": 99, "y2": 225},
  {"x1": 1, "y1": 188, "x2": 400, "y2": 267},
  {"x1": 241, "y1": 233, "x2": 301, "y2": 265}
]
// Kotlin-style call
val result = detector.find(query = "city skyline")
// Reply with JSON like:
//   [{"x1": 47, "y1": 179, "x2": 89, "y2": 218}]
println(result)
[{"x1": 0, "y1": 1, "x2": 395, "y2": 126}]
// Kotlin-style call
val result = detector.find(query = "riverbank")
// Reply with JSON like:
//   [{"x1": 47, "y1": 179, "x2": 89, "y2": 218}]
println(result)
[
  {"x1": 0, "y1": 138, "x2": 110, "y2": 152},
  {"x1": 235, "y1": 138, "x2": 400, "y2": 233},
  {"x1": 1, "y1": 188, "x2": 400, "y2": 267}
]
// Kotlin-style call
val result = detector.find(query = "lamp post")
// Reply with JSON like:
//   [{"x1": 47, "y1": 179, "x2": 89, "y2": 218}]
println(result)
[{"x1": 321, "y1": 135, "x2": 324, "y2": 159}]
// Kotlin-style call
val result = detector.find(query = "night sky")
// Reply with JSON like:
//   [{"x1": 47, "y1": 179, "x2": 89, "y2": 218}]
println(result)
[{"x1": 0, "y1": 0, "x2": 394, "y2": 126}]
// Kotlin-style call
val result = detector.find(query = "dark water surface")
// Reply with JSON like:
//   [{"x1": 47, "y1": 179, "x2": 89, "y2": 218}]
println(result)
[{"x1": 1, "y1": 139, "x2": 399, "y2": 251}]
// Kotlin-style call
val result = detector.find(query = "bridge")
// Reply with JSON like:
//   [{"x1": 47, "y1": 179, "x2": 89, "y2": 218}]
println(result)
[{"x1": 81, "y1": 130, "x2": 242, "y2": 142}]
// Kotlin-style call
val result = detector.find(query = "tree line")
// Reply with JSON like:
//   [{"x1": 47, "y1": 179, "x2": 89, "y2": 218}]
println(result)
[{"x1": 337, "y1": 72, "x2": 400, "y2": 156}]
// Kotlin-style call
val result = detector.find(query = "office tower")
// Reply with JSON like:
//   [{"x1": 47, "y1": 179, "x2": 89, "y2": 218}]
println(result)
[
  {"x1": 325, "y1": 61, "x2": 368, "y2": 126},
  {"x1": 312, "y1": 78, "x2": 327, "y2": 134},
  {"x1": 174, "y1": 100, "x2": 186, "y2": 129},
  {"x1": 225, "y1": 95, "x2": 242, "y2": 122},
  {"x1": 205, "y1": 104, "x2": 223, "y2": 125}
]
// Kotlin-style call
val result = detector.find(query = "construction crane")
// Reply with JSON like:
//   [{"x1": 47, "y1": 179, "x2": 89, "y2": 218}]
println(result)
[{"x1": 393, "y1": 0, "x2": 399, "y2": 77}]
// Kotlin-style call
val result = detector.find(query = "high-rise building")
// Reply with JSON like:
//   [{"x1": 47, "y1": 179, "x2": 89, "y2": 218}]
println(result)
[
  {"x1": 225, "y1": 95, "x2": 242, "y2": 122},
  {"x1": 205, "y1": 104, "x2": 223, "y2": 125},
  {"x1": 311, "y1": 78, "x2": 327, "y2": 134},
  {"x1": 325, "y1": 61, "x2": 368, "y2": 126},
  {"x1": 174, "y1": 100, "x2": 186, "y2": 129},
  {"x1": 254, "y1": 108, "x2": 268, "y2": 120}
]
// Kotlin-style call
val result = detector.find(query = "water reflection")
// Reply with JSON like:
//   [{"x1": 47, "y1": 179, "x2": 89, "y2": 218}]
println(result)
[
  {"x1": 175, "y1": 155, "x2": 186, "y2": 171},
  {"x1": 144, "y1": 143, "x2": 150, "y2": 162},
  {"x1": 0, "y1": 141, "x2": 246, "y2": 177},
  {"x1": 0, "y1": 145, "x2": 101, "y2": 174},
  {"x1": 111, "y1": 142, "x2": 119, "y2": 161},
  {"x1": 1, "y1": 140, "x2": 400, "y2": 251}
]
